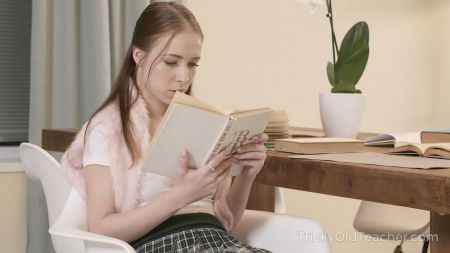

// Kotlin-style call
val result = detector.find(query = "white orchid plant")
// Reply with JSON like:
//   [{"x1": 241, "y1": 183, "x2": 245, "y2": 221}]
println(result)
[{"x1": 299, "y1": 0, "x2": 369, "y2": 93}]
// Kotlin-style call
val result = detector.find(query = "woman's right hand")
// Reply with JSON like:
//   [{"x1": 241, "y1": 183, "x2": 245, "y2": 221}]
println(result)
[{"x1": 172, "y1": 148, "x2": 232, "y2": 205}]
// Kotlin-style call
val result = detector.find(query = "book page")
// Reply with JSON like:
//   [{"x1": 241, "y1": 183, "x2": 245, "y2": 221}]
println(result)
[
  {"x1": 426, "y1": 143, "x2": 450, "y2": 152},
  {"x1": 391, "y1": 142, "x2": 426, "y2": 155},
  {"x1": 219, "y1": 110, "x2": 273, "y2": 155},
  {"x1": 172, "y1": 91, "x2": 224, "y2": 115},
  {"x1": 228, "y1": 108, "x2": 272, "y2": 117},
  {"x1": 365, "y1": 132, "x2": 420, "y2": 146},
  {"x1": 423, "y1": 143, "x2": 450, "y2": 159},
  {"x1": 425, "y1": 149, "x2": 450, "y2": 159},
  {"x1": 216, "y1": 109, "x2": 273, "y2": 176},
  {"x1": 393, "y1": 132, "x2": 422, "y2": 143}
]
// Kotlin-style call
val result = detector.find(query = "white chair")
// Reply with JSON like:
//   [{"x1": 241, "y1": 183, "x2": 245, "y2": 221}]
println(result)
[
  {"x1": 353, "y1": 201, "x2": 430, "y2": 253},
  {"x1": 20, "y1": 142, "x2": 331, "y2": 253},
  {"x1": 274, "y1": 187, "x2": 286, "y2": 214}
]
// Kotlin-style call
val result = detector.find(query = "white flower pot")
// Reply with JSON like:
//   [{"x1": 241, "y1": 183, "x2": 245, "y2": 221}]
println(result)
[{"x1": 319, "y1": 93, "x2": 366, "y2": 138}]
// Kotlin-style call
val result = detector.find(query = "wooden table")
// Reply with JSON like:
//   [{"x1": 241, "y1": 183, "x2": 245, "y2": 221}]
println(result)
[{"x1": 42, "y1": 128, "x2": 450, "y2": 253}]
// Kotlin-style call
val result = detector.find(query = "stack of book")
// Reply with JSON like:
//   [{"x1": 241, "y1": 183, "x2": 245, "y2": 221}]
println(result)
[{"x1": 264, "y1": 110, "x2": 290, "y2": 150}]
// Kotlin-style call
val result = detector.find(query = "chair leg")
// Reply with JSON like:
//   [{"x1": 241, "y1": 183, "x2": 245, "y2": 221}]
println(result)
[{"x1": 421, "y1": 238, "x2": 429, "y2": 253}]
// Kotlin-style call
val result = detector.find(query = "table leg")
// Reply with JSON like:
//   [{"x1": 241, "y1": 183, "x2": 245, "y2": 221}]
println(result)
[
  {"x1": 430, "y1": 212, "x2": 450, "y2": 253},
  {"x1": 246, "y1": 183, "x2": 275, "y2": 212}
]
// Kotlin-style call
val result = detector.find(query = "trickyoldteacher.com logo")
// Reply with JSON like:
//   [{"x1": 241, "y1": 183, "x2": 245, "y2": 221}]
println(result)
[{"x1": 297, "y1": 231, "x2": 438, "y2": 243}]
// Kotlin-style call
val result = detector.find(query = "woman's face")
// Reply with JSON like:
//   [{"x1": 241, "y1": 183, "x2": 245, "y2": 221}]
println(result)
[{"x1": 134, "y1": 30, "x2": 202, "y2": 107}]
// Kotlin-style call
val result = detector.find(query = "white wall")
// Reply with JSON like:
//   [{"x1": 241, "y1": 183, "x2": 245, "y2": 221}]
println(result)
[
  {"x1": 186, "y1": 0, "x2": 450, "y2": 132},
  {"x1": 0, "y1": 147, "x2": 26, "y2": 253},
  {"x1": 186, "y1": 0, "x2": 449, "y2": 252}
]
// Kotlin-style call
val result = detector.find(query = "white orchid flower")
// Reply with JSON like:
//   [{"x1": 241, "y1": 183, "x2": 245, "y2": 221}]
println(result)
[{"x1": 298, "y1": 0, "x2": 325, "y2": 14}]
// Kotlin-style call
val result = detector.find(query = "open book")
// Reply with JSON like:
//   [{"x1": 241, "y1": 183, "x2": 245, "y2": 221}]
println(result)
[
  {"x1": 386, "y1": 142, "x2": 450, "y2": 159},
  {"x1": 141, "y1": 92, "x2": 273, "y2": 178}
]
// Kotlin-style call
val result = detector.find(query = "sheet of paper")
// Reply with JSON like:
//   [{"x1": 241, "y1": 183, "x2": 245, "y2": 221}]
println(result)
[{"x1": 290, "y1": 152, "x2": 450, "y2": 169}]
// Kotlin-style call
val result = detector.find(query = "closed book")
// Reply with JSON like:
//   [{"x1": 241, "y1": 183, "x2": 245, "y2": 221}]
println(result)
[
  {"x1": 141, "y1": 91, "x2": 273, "y2": 178},
  {"x1": 274, "y1": 137, "x2": 364, "y2": 154},
  {"x1": 420, "y1": 130, "x2": 450, "y2": 143}
]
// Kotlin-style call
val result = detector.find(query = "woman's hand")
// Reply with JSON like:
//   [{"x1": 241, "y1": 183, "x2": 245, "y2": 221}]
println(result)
[
  {"x1": 232, "y1": 133, "x2": 268, "y2": 179},
  {"x1": 172, "y1": 148, "x2": 233, "y2": 206}
]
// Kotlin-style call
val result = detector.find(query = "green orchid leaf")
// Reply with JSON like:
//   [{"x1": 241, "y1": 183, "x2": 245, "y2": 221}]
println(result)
[
  {"x1": 327, "y1": 62, "x2": 335, "y2": 86},
  {"x1": 338, "y1": 22, "x2": 369, "y2": 63},
  {"x1": 333, "y1": 21, "x2": 369, "y2": 92},
  {"x1": 335, "y1": 48, "x2": 369, "y2": 86},
  {"x1": 331, "y1": 81, "x2": 359, "y2": 93}
]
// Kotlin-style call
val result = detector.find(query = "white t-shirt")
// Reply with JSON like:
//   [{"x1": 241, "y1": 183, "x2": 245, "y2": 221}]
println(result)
[{"x1": 83, "y1": 124, "x2": 214, "y2": 215}]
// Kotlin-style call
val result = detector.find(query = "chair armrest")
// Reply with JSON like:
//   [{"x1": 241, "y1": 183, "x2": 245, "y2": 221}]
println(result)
[
  {"x1": 49, "y1": 224, "x2": 136, "y2": 253},
  {"x1": 232, "y1": 210, "x2": 331, "y2": 253}
]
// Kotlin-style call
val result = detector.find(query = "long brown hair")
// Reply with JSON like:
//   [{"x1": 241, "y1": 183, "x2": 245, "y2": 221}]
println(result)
[{"x1": 85, "y1": 2, "x2": 203, "y2": 164}]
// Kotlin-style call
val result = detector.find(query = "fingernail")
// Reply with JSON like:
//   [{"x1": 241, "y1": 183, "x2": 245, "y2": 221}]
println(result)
[
  {"x1": 181, "y1": 149, "x2": 187, "y2": 156},
  {"x1": 237, "y1": 148, "x2": 242, "y2": 153},
  {"x1": 233, "y1": 154, "x2": 239, "y2": 159},
  {"x1": 233, "y1": 158, "x2": 240, "y2": 164}
]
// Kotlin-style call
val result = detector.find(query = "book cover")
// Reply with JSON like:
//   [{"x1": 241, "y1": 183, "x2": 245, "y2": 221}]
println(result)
[
  {"x1": 141, "y1": 92, "x2": 273, "y2": 178},
  {"x1": 274, "y1": 137, "x2": 364, "y2": 154},
  {"x1": 420, "y1": 129, "x2": 450, "y2": 144}
]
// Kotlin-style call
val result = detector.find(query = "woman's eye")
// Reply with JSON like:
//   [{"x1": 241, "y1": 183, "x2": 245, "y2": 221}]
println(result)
[
  {"x1": 165, "y1": 61, "x2": 177, "y2": 66},
  {"x1": 188, "y1": 63, "x2": 199, "y2": 68}
]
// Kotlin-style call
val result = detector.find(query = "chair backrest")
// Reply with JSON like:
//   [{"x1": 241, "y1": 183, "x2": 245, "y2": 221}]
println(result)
[
  {"x1": 20, "y1": 142, "x2": 84, "y2": 252},
  {"x1": 353, "y1": 201, "x2": 429, "y2": 238},
  {"x1": 20, "y1": 143, "x2": 72, "y2": 226},
  {"x1": 49, "y1": 189, "x2": 88, "y2": 253},
  {"x1": 49, "y1": 187, "x2": 136, "y2": 253},
  {"x1": 21, "y1": 143, "x2": 134, "y2": 253}
]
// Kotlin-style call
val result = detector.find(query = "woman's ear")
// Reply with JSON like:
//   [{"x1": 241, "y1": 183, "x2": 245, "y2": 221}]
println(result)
[{"x1": 132, "y1": 47, "x2": 144, "y2": 65}]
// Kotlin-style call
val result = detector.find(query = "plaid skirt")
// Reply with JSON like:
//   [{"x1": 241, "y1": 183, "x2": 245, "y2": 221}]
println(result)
[{"x1": 131, "y1": 213, "x2": 272, "y2": 253}]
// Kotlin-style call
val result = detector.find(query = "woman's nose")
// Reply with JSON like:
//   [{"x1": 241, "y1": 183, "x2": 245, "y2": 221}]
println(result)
[{"x1": 176, "y1": 66, "x2": 190, "y2": 83}]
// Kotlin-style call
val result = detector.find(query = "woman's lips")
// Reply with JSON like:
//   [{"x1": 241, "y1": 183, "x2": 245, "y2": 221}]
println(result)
[{"x1": 169, "y1": 90, "x2": 185, "y2": 93}]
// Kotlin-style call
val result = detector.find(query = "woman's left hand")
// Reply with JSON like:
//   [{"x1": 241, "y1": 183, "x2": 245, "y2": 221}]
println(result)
[{"x1": 232, "y1": 133, "x2": 269, "y2": 179}]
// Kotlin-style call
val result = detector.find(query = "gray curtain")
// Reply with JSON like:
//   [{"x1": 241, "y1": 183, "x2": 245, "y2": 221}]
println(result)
[
  {"x1": 28, "y1": 0, "x2": 151, "y2": 252},
  {"x1": 29, "y1": 0, "x2": 152, "y2": 145}
]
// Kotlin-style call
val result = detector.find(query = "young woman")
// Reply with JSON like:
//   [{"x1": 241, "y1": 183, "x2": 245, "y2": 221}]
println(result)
[{"x1": 62, "y1": 2, "x2": 271, "y2": 252}]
